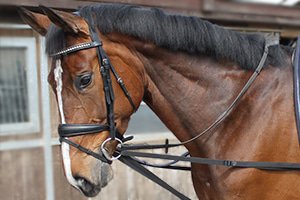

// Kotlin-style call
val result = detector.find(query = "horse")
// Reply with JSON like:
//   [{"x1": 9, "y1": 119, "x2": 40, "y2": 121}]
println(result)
[{"x1": 18, "y1": 4, "x2": 300, "y2": 199}]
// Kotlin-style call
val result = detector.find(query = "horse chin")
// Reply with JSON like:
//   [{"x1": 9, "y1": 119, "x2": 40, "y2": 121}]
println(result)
[
  {"x1": 76, "y1": 161, "x2": 113, "y2": 197},
  {"x1": 77, "y1": 178, "x2": 101, "y2": 197}
]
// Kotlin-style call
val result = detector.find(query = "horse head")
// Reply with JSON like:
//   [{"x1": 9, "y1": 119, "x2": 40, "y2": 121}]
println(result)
[{"x1": 19, "y1": 6, "x2": 145, "y2": 197}]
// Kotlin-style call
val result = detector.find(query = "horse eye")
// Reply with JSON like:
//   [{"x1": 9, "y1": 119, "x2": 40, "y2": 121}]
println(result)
[{"x1": 75, "y1": 73, "x2": 93, "y2": 90}]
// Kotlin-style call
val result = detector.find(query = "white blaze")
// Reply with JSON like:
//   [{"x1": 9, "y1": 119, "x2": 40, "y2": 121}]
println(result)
[{"x1": 54, "y1": 59, "x2": 79, "y2": 189}]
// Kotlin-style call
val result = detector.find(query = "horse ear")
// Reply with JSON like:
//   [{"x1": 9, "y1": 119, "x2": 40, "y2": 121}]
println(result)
[
  {"x1": 18, "y1": 7, "x2": 51, "y2": 36},
  {"x1": 39, "y1": 5, "x2": 89, "y2": 37}
]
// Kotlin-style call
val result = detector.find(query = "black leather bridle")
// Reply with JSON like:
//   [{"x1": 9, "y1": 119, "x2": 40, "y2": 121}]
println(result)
[
  {"x1": 51, "y1": 13, "x2": 300, "y2": 199},
  {"x1": 51, "y1": 14, "x2": 136, "y2": 163}
]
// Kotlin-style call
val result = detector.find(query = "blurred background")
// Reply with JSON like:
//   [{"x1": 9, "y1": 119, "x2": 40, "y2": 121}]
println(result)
[{"x1": 0, "y1": 0, "x2": 299, "y2": 200}]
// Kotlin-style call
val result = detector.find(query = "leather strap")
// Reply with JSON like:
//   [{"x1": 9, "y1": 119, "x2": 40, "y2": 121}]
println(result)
[
  {"x1": 60, "y1": 137, "x2": 112, "y2": 163},
  {"x1": 110, "y1": 65, "x2": 137, "y2": 111},
  {"x1": 58, "y1": 124, "x2": 109, "y2": 137},
  {"x1": 121, "y1": 151, "x2": 300, "y2": 171},
  {"x1": 130, "y1": 152, "x2": 191, "y2": 171},
  {"x1": 85, "y1": 14, "x2": 117, "y2": 140}
]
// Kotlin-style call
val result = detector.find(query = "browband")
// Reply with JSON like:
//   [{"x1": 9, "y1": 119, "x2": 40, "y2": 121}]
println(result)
[{"x1": 50, "y1": 41, "x2": 102, "y2": 57}]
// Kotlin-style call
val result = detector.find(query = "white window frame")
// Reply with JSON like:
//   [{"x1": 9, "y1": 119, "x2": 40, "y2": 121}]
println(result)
[{"x1": 0, "y1": 36, "x2": 40, "y2": 135}]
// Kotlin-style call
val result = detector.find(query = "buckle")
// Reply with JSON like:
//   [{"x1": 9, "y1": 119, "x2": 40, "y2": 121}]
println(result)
[
  {"x1": 100, "y1": 137, "x2": 123, "y2": 161},
  {"x1": 224, "y1": 160, "x2": 237, "y2": 167}
]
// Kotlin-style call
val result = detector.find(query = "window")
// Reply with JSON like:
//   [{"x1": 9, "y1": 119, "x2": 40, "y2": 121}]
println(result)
[
  {"x1": 126, "y1": 102, "x2": 171, "y2": 138},
  {"x1": 0, "y1": 37, "x2": 40, "y2": 135}
]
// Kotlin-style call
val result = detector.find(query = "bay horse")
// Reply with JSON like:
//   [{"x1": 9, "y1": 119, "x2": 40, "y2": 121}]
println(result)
[{"x1": 19, "y1": 4, "x2": 300, "y2": 199}]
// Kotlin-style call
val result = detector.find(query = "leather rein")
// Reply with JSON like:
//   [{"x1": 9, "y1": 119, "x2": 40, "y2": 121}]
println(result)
[{"x1": 51, "y1": 14, "x2": 300, "y2": 199}]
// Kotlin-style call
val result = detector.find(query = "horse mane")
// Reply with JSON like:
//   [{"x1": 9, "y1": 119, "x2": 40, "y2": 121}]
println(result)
[{"x1": 46, "y1": 4, "x2": 290, "y2": 70}]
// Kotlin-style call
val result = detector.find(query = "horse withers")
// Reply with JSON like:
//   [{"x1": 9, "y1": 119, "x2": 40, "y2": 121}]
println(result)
[{"x1": 19, "y1": 4, "x2": 300, "y2": 199}]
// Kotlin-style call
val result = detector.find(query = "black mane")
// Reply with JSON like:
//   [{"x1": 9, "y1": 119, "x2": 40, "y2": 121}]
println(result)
[{"x1": 46, "y1": 4, "x2": 290, "y2": 69}]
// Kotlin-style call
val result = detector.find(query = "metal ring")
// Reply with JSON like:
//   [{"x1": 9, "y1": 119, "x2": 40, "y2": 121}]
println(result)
[{"x1": 100, "y1": 137, "x2": 123, "y2": 161}]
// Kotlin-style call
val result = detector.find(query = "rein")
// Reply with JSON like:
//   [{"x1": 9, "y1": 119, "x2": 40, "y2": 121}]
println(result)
[{"x1": 51, "y1": 14, "x2": 300, "y2": 199}]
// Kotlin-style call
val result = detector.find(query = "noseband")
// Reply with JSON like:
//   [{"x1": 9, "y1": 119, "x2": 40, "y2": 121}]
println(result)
[{"x1": 51, "y1": 14, "x2": 136, "y2": 163}]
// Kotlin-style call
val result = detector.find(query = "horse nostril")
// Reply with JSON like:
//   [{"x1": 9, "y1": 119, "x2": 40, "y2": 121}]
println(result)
[{"x1": 74, "y1": 176, "x2": 101, "y2": 197}]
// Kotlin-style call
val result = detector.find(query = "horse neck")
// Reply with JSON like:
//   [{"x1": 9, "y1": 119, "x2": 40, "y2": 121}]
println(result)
[
  {"x1": 106, "y1": 33, "x2": 295, "y2": 157},
  {"x1": 136, "y1": 45, "x2": 254, "y2": 150},
  {"x1": 135, "y1": 44, "x2": 295, "y2": 155}
]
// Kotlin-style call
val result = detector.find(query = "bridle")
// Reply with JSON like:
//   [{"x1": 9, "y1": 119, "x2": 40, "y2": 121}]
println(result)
[
  {"x1": 51, "y1": 14, "x2": 136, "y2": 163},
  {"x1": 51, "y1": 14, "x2": 300, "y2": 200}
]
